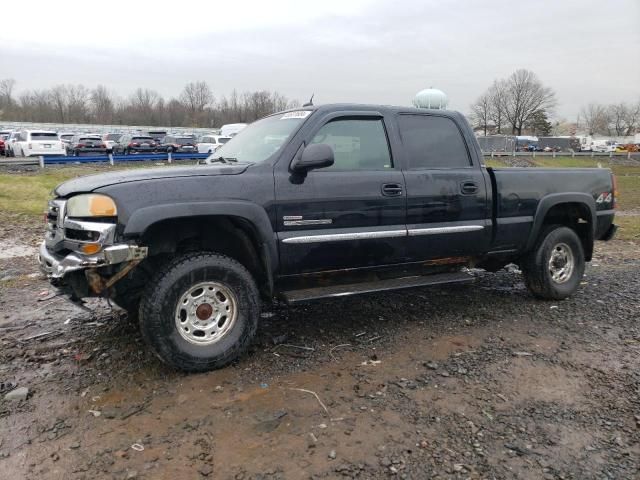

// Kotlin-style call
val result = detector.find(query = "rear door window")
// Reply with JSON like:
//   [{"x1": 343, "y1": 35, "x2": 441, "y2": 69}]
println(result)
[{"x1": 398, "y1": 115, "x2": 471, "y2": 169}]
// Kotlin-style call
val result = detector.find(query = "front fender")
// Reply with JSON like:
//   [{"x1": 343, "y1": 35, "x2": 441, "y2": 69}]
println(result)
[
  {"x1": 525, "y1": 192, "x2": 597, "y2": 251},
  {"x1": 123, "y1": 200, "x2": 278, "y2": 271}
]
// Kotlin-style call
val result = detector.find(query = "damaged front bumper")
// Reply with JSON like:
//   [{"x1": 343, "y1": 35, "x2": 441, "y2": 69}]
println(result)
[{"x1": 38, "y1": 241, "x2": 148, "y2": 280}]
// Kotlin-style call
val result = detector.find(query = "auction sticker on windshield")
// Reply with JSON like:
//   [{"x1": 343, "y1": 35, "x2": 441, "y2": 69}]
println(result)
[{"x1": 280, "y1": 111, "x2": 311, "y2": 120}]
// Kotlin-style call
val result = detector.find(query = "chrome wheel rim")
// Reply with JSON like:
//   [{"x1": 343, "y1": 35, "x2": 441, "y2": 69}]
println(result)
[
  {"x1": 548, "y1": 243, "x2": 574, "y2": 284},
  {"x1": 175, "y1": 282, "x2": 238, "y2": 345}
]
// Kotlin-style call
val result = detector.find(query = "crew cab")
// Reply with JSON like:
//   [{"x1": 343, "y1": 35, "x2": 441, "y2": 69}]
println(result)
[
  {"x1": 13, "y1": 130, "x2": 66, "y2": 157},
  {"x1": 38, "y1": 104, "x2": 617, "y2": 372}
]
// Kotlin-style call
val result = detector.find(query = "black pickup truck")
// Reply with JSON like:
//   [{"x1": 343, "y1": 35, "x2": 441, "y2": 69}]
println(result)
[{"x1": 38, "y1": 104, "x2": 617, "y2": 372}]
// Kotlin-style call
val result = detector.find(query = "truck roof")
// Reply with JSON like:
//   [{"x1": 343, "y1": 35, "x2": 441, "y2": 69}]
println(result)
[{"x1": 280, "y1": 103, "x2": 462, "y2": 119}]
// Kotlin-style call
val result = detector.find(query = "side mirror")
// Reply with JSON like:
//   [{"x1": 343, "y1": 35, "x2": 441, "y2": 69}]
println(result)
[{"x1": 291, "y1": 143, "x2": 334, "y2": 172}]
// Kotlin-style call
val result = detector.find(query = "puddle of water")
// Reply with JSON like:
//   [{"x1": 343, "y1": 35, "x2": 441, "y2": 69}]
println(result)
[{"x1": 0, "y1": 239, "x2": 38, "y2": 260}]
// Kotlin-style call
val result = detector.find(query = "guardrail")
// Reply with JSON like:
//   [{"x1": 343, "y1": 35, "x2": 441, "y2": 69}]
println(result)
[
  {"x1": 2, "y1": 150, "x2": 639, "y2": 169},
  {"x1": 36, "y1": 152, "x2": 209, "y2": 167},
  {"x1": 482, "y1": 151, "x2": 640, "y2": 159}
]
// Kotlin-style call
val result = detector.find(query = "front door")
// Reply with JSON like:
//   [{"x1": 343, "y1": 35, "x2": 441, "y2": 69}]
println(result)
[
  {"x1": 275, "y1": 114, "x2": 406, "y2": 275},
  {"x1": 396, "y1": 113, "x2": 490, "y2": 261}
]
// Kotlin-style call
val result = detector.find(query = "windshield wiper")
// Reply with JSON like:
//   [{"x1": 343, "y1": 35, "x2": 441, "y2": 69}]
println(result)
[{"x1": 208, "y1": 156, "x2": 238, "y2": 164}]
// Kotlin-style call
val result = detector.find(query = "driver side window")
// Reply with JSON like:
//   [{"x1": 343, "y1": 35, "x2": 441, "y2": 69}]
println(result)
[{"x1": 311, "y1": 118, "x2": 393, "y2": 171}]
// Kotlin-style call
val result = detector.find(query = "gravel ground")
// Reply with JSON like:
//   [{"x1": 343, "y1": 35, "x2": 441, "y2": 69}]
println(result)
[{"x1": 0, "y1": 226, "x2": 638, "y2": 479}]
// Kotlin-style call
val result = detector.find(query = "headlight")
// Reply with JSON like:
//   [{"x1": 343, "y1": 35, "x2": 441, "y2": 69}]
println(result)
[{"x1": 67, "y1": 194, "x2": 117, "y2": 217}]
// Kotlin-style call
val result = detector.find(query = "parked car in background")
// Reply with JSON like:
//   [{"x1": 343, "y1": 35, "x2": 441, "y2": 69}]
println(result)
[
  {"x1": 13, "y1": 130, "x2": 66, "y2": 157},
  {"x1": 59, "y1": 132, "x2": 75, "y2": 150},
  {"x1": 113, "y1": 135, "x2": 159, "y2": 154},
  {"x1": 4, "y1": 132, "x2": 21, "y2": 157},
  {"x1": 67, "y1": 134, "x2": 107, "y2": 156},
  {"x1": 220, "y1": 123, "x2": 247, "y2": 137},
  {"x1": 102, "y1": 133, "x2": 122, "y2": 152},
  {"x1": 160, "y1": 135, "x2": 197, "y2": 153},
  {"x1": 0, "y1": 131, "x2": 10, "y2": 156},
  {"x1": 145, "y1": 130, "x2": 168, "y2": 141},
  {"x1": 197, "y1": 135, "x2": 232, "y2": 153}
]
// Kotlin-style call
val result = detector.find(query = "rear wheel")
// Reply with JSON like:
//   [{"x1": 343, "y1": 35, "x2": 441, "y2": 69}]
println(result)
[
  {"x1": 522, "y1": 225, "x2": 585, "y2": 300},
  {"x1": 139, "y1": 252, "x2": 259, "y2": 372}
]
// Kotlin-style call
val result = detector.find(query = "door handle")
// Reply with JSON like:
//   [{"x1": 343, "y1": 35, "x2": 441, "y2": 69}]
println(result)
[
  {"x1": 460, "y1": 181, "x2": 479, "y2": 195},
  {"x1": 382, "y1": 183, "x2": 403, "y2": 196}
]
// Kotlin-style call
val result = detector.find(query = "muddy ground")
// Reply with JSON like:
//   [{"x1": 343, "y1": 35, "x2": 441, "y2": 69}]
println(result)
[{"x1": 0, "y1": 220, "x2": 639, "y2": 479}]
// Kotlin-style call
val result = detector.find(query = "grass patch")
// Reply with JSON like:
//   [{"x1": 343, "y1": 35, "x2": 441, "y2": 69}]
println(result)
[
  {"x1": 615, "y1": 216, "x2": 640, "y2": 241},
  {"x1": 0, "y1": 162, "x2": 184, "y2": 216},
  {"x1": 616, "y1": 176, "x2": 640, "y2": 211},
  {"x1": 532, "y1": 157, "x2": 602, "y2": 168},
  {"x1": 484, "y1": 158, "x2": 510, "y2": 168}
]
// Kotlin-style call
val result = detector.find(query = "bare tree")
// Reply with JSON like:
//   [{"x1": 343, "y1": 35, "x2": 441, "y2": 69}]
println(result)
[
  {"x1": 91, "y1": 85, "x2": 115, "y2": 124},
  {"x1": 128, "y1": 88, "x2": 161, "y2": 124},
  {"x1": 579, "y1": 103, "x2": 610, "y2": 135},
  {"x1": 502, "y1": 69, "x2": 556, "y2": 135},
  {"x1": 49, "y1": 85, "x2": 68, "y2": 123},
  {"x1": 608, "y1": 102, "x2": 640, "y2": 136},
  {"x1": 470, "y1": 92, "x2": 491, "y2": 135},
  {"x1": 0, "y1": 79, "x2": 298, "y2": 128},
  {"x1": 180, "y1": 81, "x2": 214, "y2": 126},
  {"x1": 65, "y1": 85, "x2": 90, "y2": 123},
  {"x1": 488, "y1": 80, "x2": 508, "y2": 134},
  {"x1": 0, "y1": 78, "x2": 16, "y2": 111}
]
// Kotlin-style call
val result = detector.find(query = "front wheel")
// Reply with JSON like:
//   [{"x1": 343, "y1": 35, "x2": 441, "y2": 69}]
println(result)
[
  {"x1": 521, "y1": 225, "x2": 585, "y2": 300},
  {"x1": 139, "y1": 252, "x2": 260, "y2": 372}
]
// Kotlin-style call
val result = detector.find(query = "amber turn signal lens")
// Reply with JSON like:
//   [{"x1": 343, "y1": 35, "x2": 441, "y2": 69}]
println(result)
[{"x1": 81, "y1": 243, "x2": 102, "y2": 255}]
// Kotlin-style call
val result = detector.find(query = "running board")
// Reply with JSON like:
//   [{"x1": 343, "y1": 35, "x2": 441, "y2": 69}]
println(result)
[{"x1": 281, "y1": 272, "x2": 474, "y2": 304}]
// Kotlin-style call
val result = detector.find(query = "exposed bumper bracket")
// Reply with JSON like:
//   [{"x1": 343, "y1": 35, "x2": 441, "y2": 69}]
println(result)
[{"x1": 38, "y1": 241, "x2": 148, "y2": 279}]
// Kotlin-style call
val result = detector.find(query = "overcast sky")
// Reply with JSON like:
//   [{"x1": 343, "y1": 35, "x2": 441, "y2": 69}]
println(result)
[{"x1": 1, "y1": 0, "x2": 638, "y2": 119}]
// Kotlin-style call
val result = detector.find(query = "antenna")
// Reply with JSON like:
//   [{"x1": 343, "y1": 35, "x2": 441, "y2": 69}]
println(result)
[{"x1": 303, "y1": 94, "x2": 314, "y2": 107}]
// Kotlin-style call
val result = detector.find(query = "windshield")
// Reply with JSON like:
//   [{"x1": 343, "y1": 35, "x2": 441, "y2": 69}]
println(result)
[
  {"x1": 132, "y1": 136, "x2": 154, "y2": 142},
  {"x1": 174, "y1": 137, "x2": 195, "y2": 145},
  {"x1": 205, "y1": 111, "x2": 311, "y2": 164}
]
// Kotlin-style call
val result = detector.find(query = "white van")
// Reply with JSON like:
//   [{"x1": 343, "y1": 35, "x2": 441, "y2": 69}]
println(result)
[
  {"x1": 220, "y1": 123, "x2": 247, "y2": 137},
  {"x1": 14, "y1": 130, "x2": 66, "y2": 157},
  {"x1": 197, "y1": 135, "x2": 232, "y2": 153}
]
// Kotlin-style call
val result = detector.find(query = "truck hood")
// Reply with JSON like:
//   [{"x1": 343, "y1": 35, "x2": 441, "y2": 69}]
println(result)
[{"x1": 54, "y1": 164, "x2": 250, "y2": 197}]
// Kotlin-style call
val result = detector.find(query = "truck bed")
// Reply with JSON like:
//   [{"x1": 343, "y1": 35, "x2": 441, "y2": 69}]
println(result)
[{"x1": 487, "y1": 167, "x2": 615, "y2": 252}]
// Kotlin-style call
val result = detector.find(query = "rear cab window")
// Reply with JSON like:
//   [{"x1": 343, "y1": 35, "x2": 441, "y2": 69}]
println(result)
[{"x1": 397, "y1": 115, "x2": 471, "y2": 169}]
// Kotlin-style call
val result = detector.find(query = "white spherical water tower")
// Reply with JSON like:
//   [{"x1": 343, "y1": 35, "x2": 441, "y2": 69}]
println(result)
[{"x1": 413, "y1": 87, "x2": 448, "y2": 109}]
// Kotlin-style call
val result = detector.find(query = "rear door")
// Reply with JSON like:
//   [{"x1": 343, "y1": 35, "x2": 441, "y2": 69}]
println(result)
[
  {"x1": 397, "y1": 113, "x2": 491, "y2": 261},
  {"x1": 275, "y1": 112, "x2": 407, "y2": 275}
]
